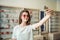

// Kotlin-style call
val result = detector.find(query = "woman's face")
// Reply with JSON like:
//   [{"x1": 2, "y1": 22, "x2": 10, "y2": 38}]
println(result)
[{"x1": 21, "y1": 12, "x2": 29, "y2": 22}]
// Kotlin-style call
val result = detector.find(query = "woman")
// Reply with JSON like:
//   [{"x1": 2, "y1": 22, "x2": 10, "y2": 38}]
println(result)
[{"x1": 12, "y1": 9, "x2": 53, "y2": 40}]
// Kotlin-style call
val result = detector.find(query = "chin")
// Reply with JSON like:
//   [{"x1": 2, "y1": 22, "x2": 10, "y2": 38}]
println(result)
[{"x1": 24, "y1": 20, "x2": 28, "y2": 22}]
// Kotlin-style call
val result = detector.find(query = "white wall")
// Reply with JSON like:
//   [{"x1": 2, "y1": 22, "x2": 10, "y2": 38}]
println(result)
[
  {"x1": 0, "y1": 0, "x2": 57, "y2": 10},
  {"x1": 0, "y1": 0, "x2": 46, "y2": 10},
  {"x1": 57, "y1": 0, "x2": 60, "y2": 11},
  {"x1": 45, "y1": 0, "x2": 57, "y2": 10}
]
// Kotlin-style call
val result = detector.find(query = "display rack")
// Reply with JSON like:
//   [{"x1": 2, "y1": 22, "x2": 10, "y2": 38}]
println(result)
[{"x1": 49, "y1": 11, "x2": 60, "y2": 33}]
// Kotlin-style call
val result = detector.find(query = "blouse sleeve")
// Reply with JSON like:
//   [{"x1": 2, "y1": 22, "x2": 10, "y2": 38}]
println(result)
[{"x1": 30, "y1": 23, "x2": 38, "y2": 30}]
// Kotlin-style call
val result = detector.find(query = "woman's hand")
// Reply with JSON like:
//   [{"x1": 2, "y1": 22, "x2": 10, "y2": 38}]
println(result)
[
  {"x1": 44, "y1": 6, "x2": 54, "y2": 16},
  {"x1": 45, "y1": 9, "x2": 54, "y2": 16}
]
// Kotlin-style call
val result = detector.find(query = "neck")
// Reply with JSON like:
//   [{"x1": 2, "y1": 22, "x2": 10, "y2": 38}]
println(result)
[{"x1": 20, "y1": 22, "x2": 27, "y2": 26}]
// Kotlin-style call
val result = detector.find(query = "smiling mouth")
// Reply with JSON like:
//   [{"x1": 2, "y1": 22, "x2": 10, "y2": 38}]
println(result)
[{"x1": 24, "y1": 18, "x2": 28, "y2": 21}]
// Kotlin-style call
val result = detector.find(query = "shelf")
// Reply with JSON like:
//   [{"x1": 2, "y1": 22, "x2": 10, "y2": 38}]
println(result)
[
  {"x1": 0, "y1": 28, "x2": 13, "y2": 29},
  {"x1": 0, "y1": 27, "x2": 13, "y2": 29}
]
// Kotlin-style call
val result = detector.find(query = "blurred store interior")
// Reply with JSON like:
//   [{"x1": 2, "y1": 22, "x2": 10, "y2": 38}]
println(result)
[{"x1": 0, "y1": 0, "x2": 60, "y2": 40}]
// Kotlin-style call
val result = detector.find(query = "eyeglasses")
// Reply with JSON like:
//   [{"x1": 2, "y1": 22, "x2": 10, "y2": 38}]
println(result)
[{"x1": 22, "y1": 15, "x2": 29, "y2": 17}]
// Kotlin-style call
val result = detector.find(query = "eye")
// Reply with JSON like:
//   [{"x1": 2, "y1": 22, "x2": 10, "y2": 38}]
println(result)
[
  {"x1": 23, "y1": 15, "x2": 26, "y2": 17},
  {"x1": 23, "y1": 15, "x2": 28, "y2": 17}
]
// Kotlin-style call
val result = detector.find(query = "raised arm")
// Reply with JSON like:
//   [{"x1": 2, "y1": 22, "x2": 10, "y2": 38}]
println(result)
[{"x1": 33, "y1": 9, "x2": 53, "y2": 29}]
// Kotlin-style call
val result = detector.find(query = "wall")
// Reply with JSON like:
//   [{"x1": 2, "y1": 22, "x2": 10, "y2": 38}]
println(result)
[
  {"x1": 57, "y1": 0, "x2": 60, "y2": 11},
  {"x1": 0, "y1": 0, "x2": 57, "y2": 10},
  {"x1": 45, "y1": 0, "x2": 57, "y2": 10},
  {"x1": 0, "y1": 0, "x2": 46, "y2": 10}
]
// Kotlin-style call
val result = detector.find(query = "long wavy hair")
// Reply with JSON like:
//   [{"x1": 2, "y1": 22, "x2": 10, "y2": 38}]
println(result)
[{"x1": 19, "y1": 9, "x2": 31, "y2": 25}]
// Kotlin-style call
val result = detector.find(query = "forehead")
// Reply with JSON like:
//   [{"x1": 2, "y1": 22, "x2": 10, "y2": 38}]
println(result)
[{"x1": 22, "y1": 12, "x2": 28, "y2": 15}]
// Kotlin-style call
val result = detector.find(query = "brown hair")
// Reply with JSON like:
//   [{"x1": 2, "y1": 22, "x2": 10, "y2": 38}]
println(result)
[{"x1": 19, "y1": 9, "x2": 31, "y2": 25}]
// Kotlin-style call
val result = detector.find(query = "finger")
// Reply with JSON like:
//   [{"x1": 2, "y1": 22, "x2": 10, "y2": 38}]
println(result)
[
  {"x1": 44, "y1": 7, "x2": 51, "y2": 11},
  {"x1": 46, "y1": 9, "x2": 53, "y2": 13},
  {"x1": 47, "y1": 10, "x2": 54, "y2": 15}
]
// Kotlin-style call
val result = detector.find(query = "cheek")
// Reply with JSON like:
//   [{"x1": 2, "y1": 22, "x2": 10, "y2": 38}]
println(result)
[
  {"x1": 27, "y1": 17, "x2": 29, "y2": 19},
  {"x1": 21, "y1": 16, "x2": 24, "y2": 20}
]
